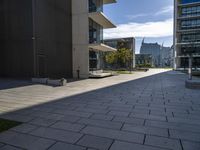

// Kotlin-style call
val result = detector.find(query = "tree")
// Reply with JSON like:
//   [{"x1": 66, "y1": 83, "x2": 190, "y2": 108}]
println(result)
[
  {"x1": 105, "y1": 48, "x2": 133, "y2": 70},
  {"x1": 105, "y1": 52, "x2": 117, "y2": 65}
]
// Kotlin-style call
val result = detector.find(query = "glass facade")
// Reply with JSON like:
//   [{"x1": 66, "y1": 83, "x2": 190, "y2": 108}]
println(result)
[
  {"x1": 89, "y1": 19, "x2": 103, "y2": 44},
  {"x1": 181, "y1": 32, "x2": 200, "y2": 42},
  {"x1": 88, "y1": 0, "x2": 104, "y2": 70},
  {"x1": 181, "y1": 0, "x2": 200, "y2": 4},
  {"x1": 89, "y1": 0, "x2": 103, "y2": 13},
  {"x1": 181, "y1": 5, "x2": 200, "y2": 17},
  {"x1": 181, "y1": 19, "x2": 200, "y2": 29}
]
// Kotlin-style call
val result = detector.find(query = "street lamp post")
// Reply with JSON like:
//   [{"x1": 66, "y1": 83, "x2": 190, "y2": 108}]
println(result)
[
  {"x1": 188, "y1": 54, "x2": 192, "y2": 80},
  {"x1": 186, "y1": 42, "x2": 195, "y2": 80}
]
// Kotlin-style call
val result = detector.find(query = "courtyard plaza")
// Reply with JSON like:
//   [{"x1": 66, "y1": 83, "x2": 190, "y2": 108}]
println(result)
[{"x1": 0, "y1": 69, "x2": 199, "y2": 150}]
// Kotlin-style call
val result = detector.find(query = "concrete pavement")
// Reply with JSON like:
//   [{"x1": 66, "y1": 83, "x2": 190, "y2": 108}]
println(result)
[{"x1": 0, "y1": 69, "x2": 199, "y2": 150}]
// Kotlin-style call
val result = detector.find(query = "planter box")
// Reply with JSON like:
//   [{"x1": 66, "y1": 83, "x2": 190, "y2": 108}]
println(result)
[
  {"x1": 47, "y1": 78, "x2": 67, "y2": 86},
  {"x1": 32, "y1": 78, "x2": 48, "y2": 84}
]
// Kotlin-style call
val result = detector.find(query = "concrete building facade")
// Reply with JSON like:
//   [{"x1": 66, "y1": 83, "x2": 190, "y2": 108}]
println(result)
[
  {"x1": 72, "y1": 0, "x2": 116, "y2": 78},
  {"x1": 104, "y1": 37, "x2": 136, "y2": 68},
  {"x1": 174, "y1": 0, "x2": 200, "y2": 70},
  {"x1": 0, "y1": 0, "x2": 116, "y2": 79},
  {"x1": 0, "y1": 0, "x2": 72, "y2": 78},
  {"x1": 140, "y1": 41, "x2": 162, "y2": 67}
]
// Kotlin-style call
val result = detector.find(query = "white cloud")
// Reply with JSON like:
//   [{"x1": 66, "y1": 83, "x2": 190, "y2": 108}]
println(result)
[
  {"x1": 154, "y1": 5, "x2": 173, "y2": 16},
  {"x1": 126, "y1": 14, "x2": 149, "y2": 20},
  {"x1": 126, "y1": 5, "x2": 173, "y2": 20},
  {"x1": 104, "y1": 18, "x2": 173, "y2": 39}
]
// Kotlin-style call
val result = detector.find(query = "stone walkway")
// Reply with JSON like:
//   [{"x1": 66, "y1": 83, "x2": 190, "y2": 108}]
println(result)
[{"x1": 0, "y1": 69, "x2": 200, "y2": 150}]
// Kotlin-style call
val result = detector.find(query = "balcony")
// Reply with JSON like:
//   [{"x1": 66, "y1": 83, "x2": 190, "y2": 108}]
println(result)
[
  {"x1": 89, "y1": 12, "x2": 116, "y2": 29},
  {"x1": 89, "y1": 43, "x2": 117, "y2": 52}
]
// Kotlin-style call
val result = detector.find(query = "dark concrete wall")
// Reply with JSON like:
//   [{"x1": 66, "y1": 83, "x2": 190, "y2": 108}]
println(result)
[
  {"x1": 0, "y1": 0, "x2": 34, "y2": 77},
  {"x1": 35, "y1": 0, "x2": 72, "y2": 78},
  {"x1": 0, "y1": 0, "x2": 72, "y2": 78}
]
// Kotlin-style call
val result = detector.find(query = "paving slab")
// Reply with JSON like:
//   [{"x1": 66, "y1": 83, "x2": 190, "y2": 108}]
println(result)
[
  {"x1": 50, "y1": 121, "x2": 85, "y2": 132},
  {"x1": 122, "y1": 124, "x2": 168, "y2": 137},
  {"x1": 169, "y1": 129, "x2": 200, "y2": 142},
  {"x1": 77, "y1": 135, "x2": 113, "y2": 150},
  {"x1": 0, "y1": 131, "x2": 55, "y2": 150},
  {"x1": 48, "y1": 142, "x2": 86, "y2": 150},
  {"x1": 182, "y1": 140, "x2": 200, "y2": 150},
  {"x1": 0, "y1": 145, "x2": 23, "y2": 150},
  {"x1": 10, "y1": 123, "x2": 38, "y2": 133},
  {"x1": 145, "y1": 135, "x2": 182, "y2": 150},
  {"x1": 77, "y1": 118, "x2": 123, "y2": 130},
  {"x1": 81, "y1": 126, "x2": 144, "y2": 144},
  {"x1": 30, "y1": 127, "x2": 83, "y2": 144},
  {"x1": 110, "y1": 141, "x2": 168, "y2": 150}
]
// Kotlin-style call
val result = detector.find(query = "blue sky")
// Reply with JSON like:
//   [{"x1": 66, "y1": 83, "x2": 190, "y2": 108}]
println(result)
[{"x1": 104, "y1": 0, "x2": 173, "y2": 53}]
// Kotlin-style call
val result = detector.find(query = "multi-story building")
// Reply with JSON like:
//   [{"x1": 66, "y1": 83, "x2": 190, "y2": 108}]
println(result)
[
  {"x1": 161, "y1": 46, "x2": 174, "y2": 67},
  {"x1": 104, "y1": 37, "x2": 136, "y2": 68},
  {"x1": 72, "y1": 0, "x2": 117, "y2": 78},
  {"x1": 0, "y1": 0, "x2": 73, "y2": 78},
  {"x1": 135, "y1": 54, "x2": 153, "y2": 67},
  {"x1": 174, "y1": 0, "x2": 200, "y2": 70},
  {"x1": 140, "y1": 40, "x2": 162, "y2": 67},
  {"x1": 0, "y1": 0, "x2": 116, "y2": 79}
]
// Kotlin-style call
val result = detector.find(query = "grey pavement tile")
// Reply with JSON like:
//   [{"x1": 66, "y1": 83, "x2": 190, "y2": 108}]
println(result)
[
  {"x1": 169, "y1": 129, "x2": 200, "y2": 142},
  {"x1": 51, "y1": 121, "x2": 85, "y2": 132},
  {"x1": 53, "y1": 110, "x2": 92, "y2": 118},
  {"x1": 0, "y1": 114, "x2": 34, "y2": 123},
  {"x1": 112, "y1": 116, "x2": 144, "y2": 125},
  {"x1": 30, "y1": 127, "x2": 83, "y2": 143},
  {"x1": 29, "y1": 118, "x2": 57, "y2": 127},
  {"x1": 39, "y1": 113, "x2": 65, "y2": 120},
  {"x1": 110, "y1": 141, "x2": 168, "y2": 150},
  {"x1": 90, "y1": 114, "x2": 114, "y2": 121},
  {"x1": 130, "y1": 113, "x2": 167, "y2": 121},
  {"x1": 145, "y1": 135, "x2": 182, "y2": 150},
  {"x1": 0, "y1": 131, "x2": 55, "y2": 150},
  {"x1": 59, "y1": 115, "x2": 81, "y2": 123},
  {"x1": 0, "y1": 145, "x2": 22, "y2": 150},
  {"x1": 10, "y1": 123, "x2": 38, "y2": 133},
  {"x1": 81, "y1": 126, "x2": 144, "y2": 144},
  {"x1": 108, "y1": 111, "x2": 130, "y2": 117},
  {"x1": 182, "y1": 140, "x2": 200, "y2": 150},
  {"x1": 48, "y1": 142, "x2": 86, "y2": 150},
  {"x1": 167, "y1": 117, "x2": 200, "y2": 125},
  {"x1": 77, "y1": 135, "x2": 113, "y2": 150},
  {"x1": 131, "y1": 109, "x2": 150, "y2": 115},
  {"x1": 145, "y1": 120, "x2": 200, "y2": 133},
  {"x1": 75, "y1": 108, "x2": 108, "y2": 114},
  {"x1": 122, "y1": 124, "x2": 168, "y2": 137},
  {"x1": 78, "y1": 118, "x2": 122, "y2": 130}
]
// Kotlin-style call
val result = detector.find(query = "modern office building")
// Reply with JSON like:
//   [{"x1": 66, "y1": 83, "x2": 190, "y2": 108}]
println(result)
[
  {"x1": 104, "y1": 37, "x2": 136, "y2": 68},
  {"x1": 135, "y1": 54, "x2": 153, "y2": 67},
  {"x1": 161, "y1": 46, "x2": 174, "y2": 67},
  {"x1": 140, "y1": 40, "x2": 162, "y2": 67},
  {"x1": 0, "y1": 0, "x2": 116, "y2": 79},
  {"x1": 0, "y1": 0, "x2": 73, "y2": 78},
  {"x1": 72, "y1": 0, "x2": 117, "y2": 78},
  {"x1": 174, "y1": 0, "x2": 200, "y2": 69}
]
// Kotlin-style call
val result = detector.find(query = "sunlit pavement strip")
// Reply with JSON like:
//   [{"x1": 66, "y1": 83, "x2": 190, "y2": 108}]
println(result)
[{"x1": 0, "y1": 69, "x2": 199, "y2": 150}]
